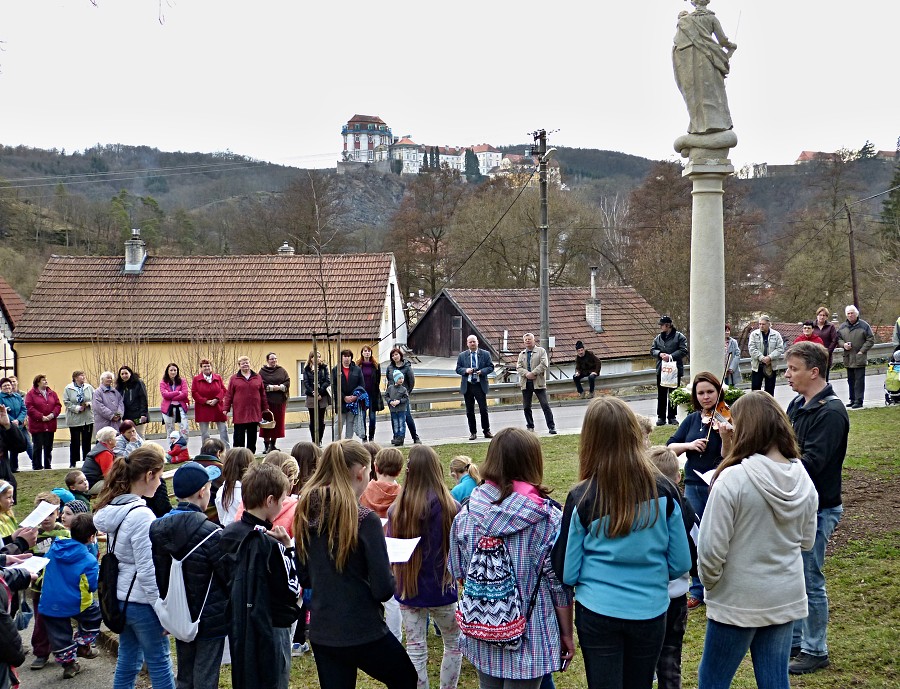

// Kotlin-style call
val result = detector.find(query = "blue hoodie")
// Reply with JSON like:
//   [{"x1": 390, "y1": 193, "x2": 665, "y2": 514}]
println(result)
[{"x1": 38, "y1": 538, "x2": 98, "y2": 618}]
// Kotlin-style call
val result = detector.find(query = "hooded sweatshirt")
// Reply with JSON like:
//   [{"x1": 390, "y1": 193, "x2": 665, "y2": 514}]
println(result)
[
  {"x1": 92, "y1": 495, "x2": 159, "y2": 605},
  {"x1": 449, "y1": 483, "x2": 573, "y2": 680},
  {"x1": 38, "y1": 538, "x2": 98, "y2": 618},
  {"x1": 359, "y1": 480, "x2": 400, "y2": 518},
  {"x1": 698, "y1": 453, "x2": 818, "y2": 627}
]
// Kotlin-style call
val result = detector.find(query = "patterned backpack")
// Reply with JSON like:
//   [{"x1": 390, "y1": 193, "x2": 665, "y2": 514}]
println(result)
[{"x1": 455, "y1": 534, "x2": 542, "y2": 650}]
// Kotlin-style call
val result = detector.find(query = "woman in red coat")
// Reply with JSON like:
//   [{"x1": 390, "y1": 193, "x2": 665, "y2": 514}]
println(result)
[
  {"x1": 223, "y1": 356, "x2": 269, "y2": 455},
  {"x1": 192, "y1": 359, "x2": 230, "y2": 448},
  {"x1": 25, "y1": 374, "x2": 62, "y2": 470}
]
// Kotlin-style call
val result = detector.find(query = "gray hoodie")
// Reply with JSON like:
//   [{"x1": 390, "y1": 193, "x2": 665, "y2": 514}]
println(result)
[
  {"x1": 93, "y1": 495, "x2": 159, "y2": 605},
  {"x1": 699, "y1": 453, "x2": 818, "y2": 627}
]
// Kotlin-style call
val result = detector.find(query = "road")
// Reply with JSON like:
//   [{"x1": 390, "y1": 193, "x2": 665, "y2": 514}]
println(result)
[{"x1": 22, "y1": 371, "x2": 888, "y2": 471}]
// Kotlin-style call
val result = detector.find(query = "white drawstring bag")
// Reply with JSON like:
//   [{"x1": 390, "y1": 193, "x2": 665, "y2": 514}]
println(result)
[{"x1": 154, "y1": 529, "x2": 217, "y2": 642}]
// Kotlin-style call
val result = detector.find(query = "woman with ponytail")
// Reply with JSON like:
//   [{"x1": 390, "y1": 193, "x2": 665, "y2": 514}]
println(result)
[
  {"x1": 93, "y1": 444, "x2": 175, "y2": 689},
  {"x1": 388, "y1": 445, "x2": 462, "y2": 689},
  {"x1": 448, "y1": 455, "x2": 480, "y2": 504},
  {"x1": 294, "y1": 440, "x2": 416, "y2": 689}
]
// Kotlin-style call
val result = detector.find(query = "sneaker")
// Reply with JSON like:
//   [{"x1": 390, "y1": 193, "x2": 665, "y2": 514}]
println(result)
[
  {"x1": 483, "y1": 431, "x2": 494, "y2": 439},
  {"x1": 413, "y1": 436, "x2": 423, "y2": 445},
  {"x1": 549, "y1": 429, "x2": 558, "y2": 435},
  {"x1": 62, "y1": 661, "x2": 82, "y2": 679},
  {"x1": 850, "y1": 403, "x2": 863, "y2": 409},
  {"x1": 686, "y1": 596, "x2": 704, "y2": 610},
  {"x1": 468, "y1": 433, "x2": 477, "y2": 441},
  {"x1": 789, "y1": 652, "x2": 830, "y2": 675},
  {"x1": 790, "y1": 646, "x2": 802, "y2": 659},
  {"x1": 76, "y1": 644, "x2": 99, "y2": 659},
  {"x1": 291, "y1": 642, "x2": 311, "y2": 657},
  {"x1": 30, "y1": 655, "x2": 49, "y2": 670}
]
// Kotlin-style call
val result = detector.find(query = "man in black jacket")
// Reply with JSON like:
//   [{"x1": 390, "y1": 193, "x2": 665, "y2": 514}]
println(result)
[
  {"x1": 573, "y1": 340, "x2": 602, "y2": 399},
  {"x1": 149, "y1": 462, "x2": 227, "y2": 689},
  {"x1": 784, "y1": 342, "x2": 849, "y2": 675},
  {"x1": 651, "y1": 316, "x2": 689, "y2": 426}
]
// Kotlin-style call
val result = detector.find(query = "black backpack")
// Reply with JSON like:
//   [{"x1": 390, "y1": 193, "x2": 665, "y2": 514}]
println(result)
[{"x1": 98, "y1": 504, "x2": 144, "y2": 633}]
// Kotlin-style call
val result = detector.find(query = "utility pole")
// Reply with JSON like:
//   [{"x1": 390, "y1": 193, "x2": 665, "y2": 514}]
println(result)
[
  {"x1": 844, "y1": 204, "x2": 860, "y2": 308},
  {"x1": 532, "y1": 129, "x2": 550, "y2": 350}
]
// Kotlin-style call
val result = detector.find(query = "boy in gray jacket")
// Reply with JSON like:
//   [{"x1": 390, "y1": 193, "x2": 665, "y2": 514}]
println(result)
[{"x1": 385, "y1": 371, "x2": 409, "y2": 447}]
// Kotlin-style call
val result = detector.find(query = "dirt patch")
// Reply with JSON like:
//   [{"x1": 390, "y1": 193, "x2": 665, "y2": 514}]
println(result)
[{"x1": 829, "y1": 467, "x2": 900, "y2": 553}]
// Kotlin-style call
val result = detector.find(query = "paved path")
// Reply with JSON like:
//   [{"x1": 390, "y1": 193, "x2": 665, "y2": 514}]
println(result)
[{"x1": 23, "y1": 372, "x2": 888, "y2": 471}]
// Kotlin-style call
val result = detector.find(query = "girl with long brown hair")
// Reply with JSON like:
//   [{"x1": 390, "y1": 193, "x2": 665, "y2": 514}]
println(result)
[
  {"x1": 551, "y1": 396, "x2": 691, "y2": 689},
  {"x1": 293, "y1": 440, "x2": 416, "y2": 689},
  {"x1": 93, "y1": 445, "x2": 175, "y2": 689},
  {"x1": 387, "y1": 445, "x2": 462, "y2": 689},
  {"x1": 698, "y1": 391, "x2": 818, "y2": 688},
  {"x1": 215, "y1": 447, "x2": 253, "y2": 526},
  {"x1": 450, "y1": 428, "x2": 574, "y2": 689}
]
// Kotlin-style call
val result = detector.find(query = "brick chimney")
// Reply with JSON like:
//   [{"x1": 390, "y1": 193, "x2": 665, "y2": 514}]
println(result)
[
  {"x1": 123, "y1": 228, "x2": 147, "y2": 275},
  {"x1": 585, "y1": 266, "x2": 603, "y2": 333}
]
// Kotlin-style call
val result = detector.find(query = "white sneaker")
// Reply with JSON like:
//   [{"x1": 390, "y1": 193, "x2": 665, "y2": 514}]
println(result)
[{"x1": 291, "y1": 642, "x2": 311, "y2": 657}]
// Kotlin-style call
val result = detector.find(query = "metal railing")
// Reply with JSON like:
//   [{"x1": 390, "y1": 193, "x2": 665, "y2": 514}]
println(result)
[{"x1": 49, "y1": 342, "x2": 895, "y2": 428}]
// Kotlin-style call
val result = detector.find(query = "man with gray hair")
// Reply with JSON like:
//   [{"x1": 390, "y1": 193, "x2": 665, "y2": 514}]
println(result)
[
  {"x1": 748, "y1": 315, "x2": 784, "y2": 395},
  {"x1": 516, "y1": 333, "x2": 556, "y2": 434},
  {"x1": 836, "y1": 305, "x2": 875, "y2": 408}
]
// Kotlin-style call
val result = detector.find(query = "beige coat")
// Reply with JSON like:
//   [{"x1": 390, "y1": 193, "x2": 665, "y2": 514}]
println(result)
[{"x1": 516, "y1": 346, "x2": 550, "y2": 389}]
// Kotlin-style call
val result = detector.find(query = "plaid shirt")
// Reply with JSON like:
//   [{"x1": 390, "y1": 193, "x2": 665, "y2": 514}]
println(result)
[{"x1": 449, "y1": 483, "x2": 573, "y2": 680}]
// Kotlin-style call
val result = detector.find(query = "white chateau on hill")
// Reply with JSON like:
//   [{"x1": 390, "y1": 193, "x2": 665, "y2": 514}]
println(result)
[{"x1": 338, "y1": 113, "x2": 504, "y2": 177}]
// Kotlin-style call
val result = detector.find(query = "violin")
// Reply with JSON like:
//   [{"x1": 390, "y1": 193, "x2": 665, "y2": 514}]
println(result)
[{"x1": 704, "y1": 352, "x2": 735, "y2": 441}]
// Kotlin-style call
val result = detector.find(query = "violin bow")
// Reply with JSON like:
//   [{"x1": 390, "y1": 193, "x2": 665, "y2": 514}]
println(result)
[{"x1": 706, "y1": 351, "x2": 734, "y2": 442}]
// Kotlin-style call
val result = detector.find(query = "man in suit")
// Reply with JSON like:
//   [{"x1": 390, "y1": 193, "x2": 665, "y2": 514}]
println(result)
[
  {"x1": 516, "y1": 333, "x2": 557, "y2": 434},
  {"x1": 455, "y1": 335, "x2": 494, "y2": 440}
]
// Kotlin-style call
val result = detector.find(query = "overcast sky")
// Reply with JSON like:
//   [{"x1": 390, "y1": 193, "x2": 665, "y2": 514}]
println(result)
[{"x1": 2, "y1": 1, "x2": 897, "y2": 172}]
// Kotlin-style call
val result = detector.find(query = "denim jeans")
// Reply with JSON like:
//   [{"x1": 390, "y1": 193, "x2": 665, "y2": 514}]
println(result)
[
  {"x1": 391, "y1": 410, "x2": 407, "y2": 439},
  {"x1": 198, "y1": 421, "x2": 230, "y2": 449},
  {"x1": 162, "y1": 410, "x2": 189, "y2": 438},
  {"x1": 684, "y1": 482, "x2": 711, "y2": 601},
  {"x1": 698, "y1": 618, "x2": 793, "y2": 689},
  {"x1": 400, "y1": 603, "x2": 462, "y2": 689},
  {"x1": 405, "y1": 408, "x2": 419, "y2": 440},
  {"x1": 792, "y1": 505, "x2": 843, "y2": 656},
  {"x1": 113, "y1": 601, "x2": 175, "y2": 689},
  {"x1": 575, "y1": 602, "x2": 666, "y2": 689}
]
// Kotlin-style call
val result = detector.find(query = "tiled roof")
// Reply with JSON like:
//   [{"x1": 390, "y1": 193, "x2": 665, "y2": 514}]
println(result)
[
  {"x1": 470, "y1": 144, "x2": 500, "y2": 153},
  {"x1": 0, "y1": 277, "x2": 27, "y2": 329},
  {"x1": 394, "y1": 137, "x2": 418, "y2": 146},
  {"x1": 439, "y1": 287, "x2": 660, "y2": 362},
  {"x1": 15, "y1": 253, "x2": 395, "y2": 342},
  {"x1": 347, "y1": 114, "x2": 386, "y2": 125}
]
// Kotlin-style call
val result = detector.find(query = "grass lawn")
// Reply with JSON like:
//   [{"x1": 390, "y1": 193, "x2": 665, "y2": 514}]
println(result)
[{"x1": 8, "y1": 405, "x2": 899, "y2": 688}]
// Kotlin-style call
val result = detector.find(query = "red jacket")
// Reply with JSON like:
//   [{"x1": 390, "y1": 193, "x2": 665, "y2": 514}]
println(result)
[
  {"x1": 223, "y1": 370, "x2": 269, "y2": 425},
  {"x1": 191, "y1": 373, "x2": 227, "y2": 423},
  {"x1": 159, "y1": 378, "x2": 191, "y2": 416},
  {"x1": 168, "y1": 443, "x2": 191, "y2": 464},
  {"x1": 794, "y1": 333, "x2": 824, "y2": 346},
  {"x1": 25, "y1": 387, "x2": 62, "y2": 433}
]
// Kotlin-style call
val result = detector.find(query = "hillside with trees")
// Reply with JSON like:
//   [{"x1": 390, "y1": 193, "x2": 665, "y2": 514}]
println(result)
[{"x1": 1, "y1": 141, "x2": 897, "y2": 331}]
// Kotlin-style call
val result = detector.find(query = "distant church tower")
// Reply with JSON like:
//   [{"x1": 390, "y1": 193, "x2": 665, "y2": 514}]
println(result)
[{"x1": 341, "y1": 114, "x2": 392, "y2": 163}]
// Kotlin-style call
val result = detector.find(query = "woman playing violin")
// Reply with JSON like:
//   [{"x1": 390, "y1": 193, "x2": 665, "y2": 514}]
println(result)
[{"x1": 666, "y1": 371, "x2": 732, "y2": 609}]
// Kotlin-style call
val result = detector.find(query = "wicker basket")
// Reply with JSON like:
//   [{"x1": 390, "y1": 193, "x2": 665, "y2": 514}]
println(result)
[{"x1": 260, "y1": 410, "x2": 276, "y2": 429}]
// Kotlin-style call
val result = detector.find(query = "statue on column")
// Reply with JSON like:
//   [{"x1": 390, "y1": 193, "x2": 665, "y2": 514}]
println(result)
[{"x1": 673, "y1": 0, "x2": 738, "y2": 160}]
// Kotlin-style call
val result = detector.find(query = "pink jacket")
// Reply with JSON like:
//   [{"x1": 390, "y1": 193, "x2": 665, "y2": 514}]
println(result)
[
  {"x1": 25, "y1": 387, "x2": 62, "y2": 434},
  {"x1": 159, "y1": 379, "x2": 191, "y2": 416}
]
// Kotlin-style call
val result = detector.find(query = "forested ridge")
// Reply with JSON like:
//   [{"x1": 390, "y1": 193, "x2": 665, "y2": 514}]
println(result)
[{"x1": 1, "y1": 141, "x2": 897, "y2": 329}]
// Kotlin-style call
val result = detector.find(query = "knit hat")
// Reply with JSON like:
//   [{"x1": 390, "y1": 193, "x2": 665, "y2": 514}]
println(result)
[
  {"x1": 392, "y1": 370, "x2": 404, "y2": 383},
  {"x1": 169, "y1": 430, "x2": 182, "y2": 442},
  {"x1": 575, "y1": 341, "x2": 585, "y2": 350},
  {"x1": 52, "y1": 488, "x2": 76, "y2": 505},
  {"x1": 172, "y1": 461, "x2": 222, "y2": 498},
  {"x1": 659, "y1": 315, "x2": 673, "y2": 325},
  {"x1": 66, "y1": 500, "x2": 90, "y2": 514}
]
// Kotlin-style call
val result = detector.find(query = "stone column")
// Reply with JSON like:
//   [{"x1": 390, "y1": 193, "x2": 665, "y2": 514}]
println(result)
[{"x1": 684, "y1": 159, "x2": 733, "y2": 379}]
